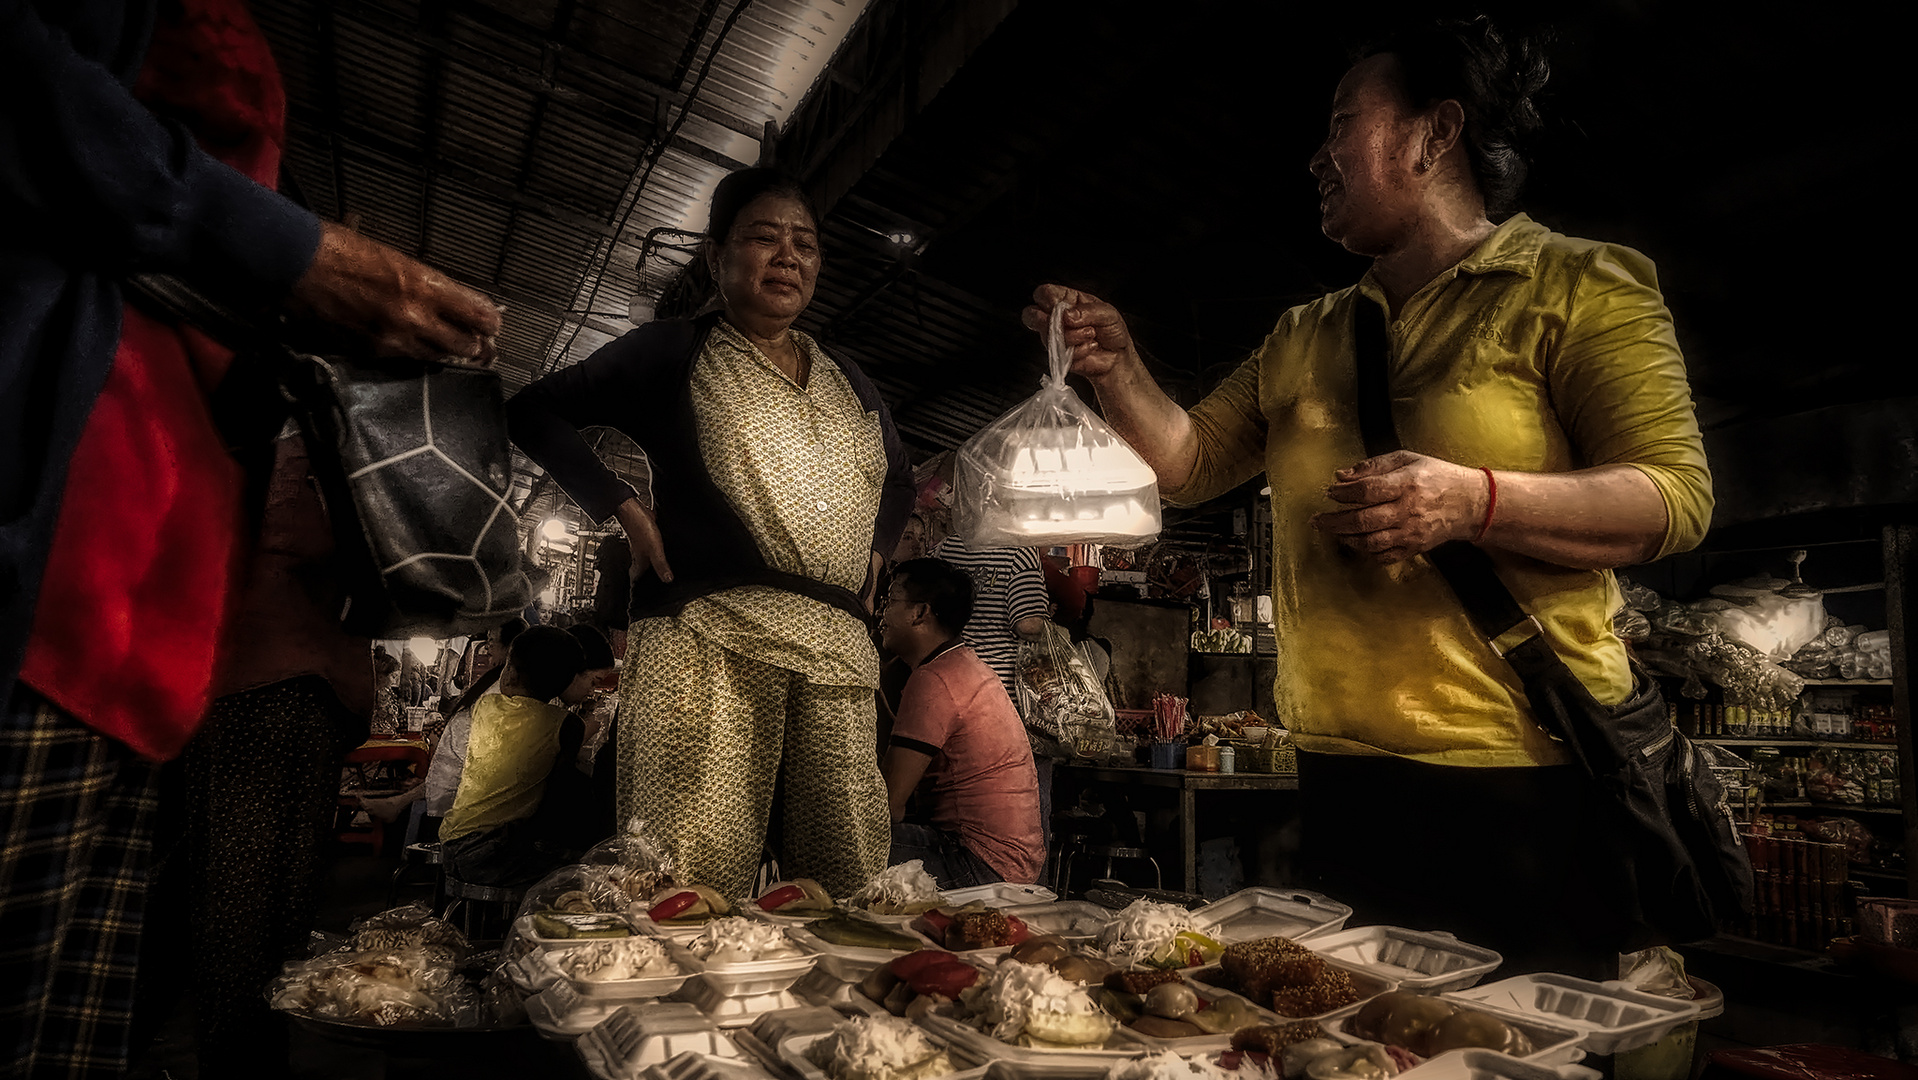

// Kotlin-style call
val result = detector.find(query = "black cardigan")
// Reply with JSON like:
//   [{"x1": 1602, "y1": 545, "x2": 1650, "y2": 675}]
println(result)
[{"x1": 506, "y1": 312, "x2": 915, "y2": 623}]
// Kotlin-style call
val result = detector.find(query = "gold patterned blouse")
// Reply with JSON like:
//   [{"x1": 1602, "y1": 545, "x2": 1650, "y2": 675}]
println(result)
[{"x1": 672, "y1": 319, "x2": 888, "y2": 689}]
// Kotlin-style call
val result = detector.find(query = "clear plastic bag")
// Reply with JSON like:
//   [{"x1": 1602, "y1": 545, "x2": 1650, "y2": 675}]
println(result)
[
  {"x1": 953, "y1": 304, "x2": 1161, "y2": 548},
  {"x1": 1016, "y1": 622, "x2": 1119, "y2": 760}
]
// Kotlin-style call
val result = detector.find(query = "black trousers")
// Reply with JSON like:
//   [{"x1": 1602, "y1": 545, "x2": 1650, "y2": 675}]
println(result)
[{"x1": 1296, "y1": 750, "x2": 1618, "y2": 981}]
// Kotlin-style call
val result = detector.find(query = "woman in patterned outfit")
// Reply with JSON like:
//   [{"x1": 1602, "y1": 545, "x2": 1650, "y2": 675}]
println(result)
[{"x1": 508, "y1": 169, "x2": 915, "y2": 899}]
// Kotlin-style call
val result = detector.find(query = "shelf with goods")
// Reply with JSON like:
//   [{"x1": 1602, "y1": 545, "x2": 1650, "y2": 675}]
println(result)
[{"x1": 1628, "y1": 520, "x2": 1914, "y2": 951}]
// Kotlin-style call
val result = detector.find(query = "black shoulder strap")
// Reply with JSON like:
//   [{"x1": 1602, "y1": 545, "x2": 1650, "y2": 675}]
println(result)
[{"x1": 1349, "y1": 299, "x2": 1560, "y2": 683}]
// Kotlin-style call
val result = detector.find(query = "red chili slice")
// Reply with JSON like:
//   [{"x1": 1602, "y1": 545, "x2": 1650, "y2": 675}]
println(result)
[
  {"x1": 908, "y1": 959, "x2": 979, "y2": 998},
  {"x1": 757, "y1": 884, "x2": 806, "y2": 911},
  {"x1": 888, "y1": 949, "x2": 957, "y2": 979},
  {"x1": 647, "y1": 891, "x2": 700, "y2": 921}
]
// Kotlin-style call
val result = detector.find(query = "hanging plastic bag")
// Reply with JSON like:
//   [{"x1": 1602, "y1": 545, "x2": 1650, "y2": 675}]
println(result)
[
  {"x1": 953, "y1": 304, "x2": 1161, "y2": 548},
  {"x1": 1017, "y1": 621, "x2": 1119, "y2": 761}
]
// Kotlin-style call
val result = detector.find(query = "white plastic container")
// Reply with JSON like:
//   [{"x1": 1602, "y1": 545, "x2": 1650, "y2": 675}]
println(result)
[
  {"x1": 521, "y1": 912, "x2": 643, "y2": 948},
  {"x1": 1189, "y1": 888, "x2": 1352, "y2": 943},
  {"x1": 673, "y1": 974, "x2": 807, "y2": 1028},
  {"x1": 786, "y1": 923, "x2": 936, "y2": 982},
  {"x1": 1001, "y1": 902, "x2": 1113, "y2": 940},
  {"x1": 729, "y1": 1006, "x2": 846, "y2": 1076},
  {"x1": 792, "y1": 964, "x2": 880, "y2": 1011},
  {"x1": 1306, "y1": 926, "x2": 1502, "y2": 993},
  {"x1": 637, "y1": 1051, "x2": 780, "y2": 1080},
  {"x1": 779, "y1": 1027, "x2": 989, "y2": 1080},
  {"x1": 918, "y1": 1010, "x2": 1145, "y2": 1068},
  {"x1": 528, "y1": 980, "x2": 633, "y2": 1040},
  {"x1": 576, "y1": 1003, "x2": 739, "y2": 1079},
  {"x1": 942, "y1": 884, "x2": 1059, "y2": 907},
  {"x1": 1445, "y1": 974, "x2": 1703, "y2": 1056},
  {"x1": 1187, "y1": 955, "x2": 1394, "y2": 1024},
  {"x1": 1322, "y1": 999, "x2": 1585, "y2": 1068},
  {"x1": 670, "y1": 935, "x2": 818, "y2": 997},
  {"x1": 1397, "y1": 1049, "x2": 1602, "y2": 1080},
  {"x1": 504, "y1": 945, "x2": 565, "y2": 993},
  {"x1": 1113, "y1": 979, "x2": 1289, "y2": 1054}
]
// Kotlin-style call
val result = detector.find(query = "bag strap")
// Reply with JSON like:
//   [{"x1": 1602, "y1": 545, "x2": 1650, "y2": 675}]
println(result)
[{"x1": 1351, "y1": 299, "x2": 1561, "y2": 684}]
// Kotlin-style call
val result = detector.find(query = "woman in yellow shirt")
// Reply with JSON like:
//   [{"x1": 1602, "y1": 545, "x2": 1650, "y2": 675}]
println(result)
[{"x1": 1024, "y1": 19, "x2": 1710, "y2": 976}]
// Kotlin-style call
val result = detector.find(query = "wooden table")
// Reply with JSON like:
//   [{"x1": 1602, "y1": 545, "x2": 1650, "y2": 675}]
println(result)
[{"x1": 1055, "y1": 764, "x2": 1298, "y2": 894}]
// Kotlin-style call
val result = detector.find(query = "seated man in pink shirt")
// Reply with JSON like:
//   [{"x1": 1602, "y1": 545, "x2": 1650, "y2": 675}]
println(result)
[{"x1": 878, "y1": 559, "x2": 1046, "y2": 888}]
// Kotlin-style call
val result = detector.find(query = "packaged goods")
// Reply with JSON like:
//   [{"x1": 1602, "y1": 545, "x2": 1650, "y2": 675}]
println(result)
[
  {"x1": 1017, "y1": 622, "x2": 1120, "y2": 760},
  {"x1": 953, "y1": 304, "x2": 1160, "y2": 548}
]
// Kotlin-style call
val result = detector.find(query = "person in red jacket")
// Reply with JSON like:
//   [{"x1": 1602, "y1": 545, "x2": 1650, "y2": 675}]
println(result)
[{"x1": 1, "y1": 3, "x2": 501, "y2": 1075}]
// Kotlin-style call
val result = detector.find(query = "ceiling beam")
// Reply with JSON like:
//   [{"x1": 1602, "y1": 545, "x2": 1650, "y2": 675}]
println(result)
[{"x1": 326, "y1": 0, "x2": 768, "y2": 144}]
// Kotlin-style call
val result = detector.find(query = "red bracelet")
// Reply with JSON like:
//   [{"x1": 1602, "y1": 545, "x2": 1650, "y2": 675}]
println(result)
[{"x1": 1473, "y1": 467, "x2": 1497, "y2": 543}]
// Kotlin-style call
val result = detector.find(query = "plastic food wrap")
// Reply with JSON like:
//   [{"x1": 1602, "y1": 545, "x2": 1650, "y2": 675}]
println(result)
[
  {"x1": 515, "y1": 864, "x2": 636, "y2": 924},
  {"x1": 1701, "y1": 577, "x2": 1828, "y2": 661},
  {"x1": 578, "y1": 821, "x2": 681, "y2": 905},
  {"x1": 953, "y1": 304, "x2": 1160, "y2": 548},
  {"x1": 1017, "y1": 622, "x2": 1119, "y2": 760},
  {"x1": 1785, "y1": 620, "x2": 1893, "y2": 681},
  {"x1": 269, "y1": 943, "x2": 484, "y2": 1028},
  {"x1": 344, "y1": 903, "x2": 469, "y2": 953}
]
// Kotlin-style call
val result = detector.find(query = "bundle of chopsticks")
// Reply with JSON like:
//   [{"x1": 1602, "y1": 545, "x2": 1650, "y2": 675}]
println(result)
[{"x1": 1150, "y1": 693, "x2": 1188, "y2": 744}]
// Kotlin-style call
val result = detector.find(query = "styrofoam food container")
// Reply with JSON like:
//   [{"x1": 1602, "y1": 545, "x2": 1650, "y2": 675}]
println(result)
[
  {"x1": 637, "y1": 1051, "x2": 779, "y2": 1080},
  {"x1": 943, "y1": 883, "x2": 1059, "y2": 907},
  {"x1": 1306, "y1": 926, "x2": 1501, "y2": 993},
  {"x1": 1002, "y1": 902, "x2": 1114, "y2": 940},
  {"x1": 732, "y1": 1006, "x2": 847, "y2": 1074},
  {"x1": 1113, "y1": 979, "x2": 1290, "y2": 1054},
  {"x1": 673, "y1": 974, "x2": 807, "y2": 1028},
  {"x1": 635, "y1": 909, "x2": 740, "y2": 943},
  {"x1": 1322, "y1": 999, "x2": 1584, "y2": 1068},
  {"x1": 567, "y1": 964, "x2": 696, "y2": 1001},
  {"x1": 786, "y1": 922, "x2": 938, "y2": 981},
  {"x1": 1396, "y1": 1049, "x2": 1602, "y2": 1080},
  {"x1": 980, "y1": 1059, "x2": 1139, "y2": 1080},
  {"x1": 1445, "y1": 974, "x2": 1703, "y2": 1056},
  {"x1": 529, "y1": 980, "x2": 629, "y2": 1040},
  {"x1": 576, "y1": 1003, "x2": 738, "y2": 1079},
  {"x1": 670, "y1": 936, "x2": 818, "y2": 996},
  {"x1": 792, "y1": 964, "x2": 877, "y2": 1011},
  {"x1": 1189, "y1": 887, "x2": 1352, "y2": 943},
  {"x1": 1188, "y1": 955, "x2": 1395, "y2": 1023},
  {"x1": 919, "y1": 1010, "x2": 1146, "y2": 1067},
  {"x1": 520, "y1": 912, "x2": 643, "y2": 948},
  {"x1": 780, "y1": 1027, "x2": 989, "y2": 1080},
  {"x1": 504, "y1": 946, "x2": 565, "y2": 992}
]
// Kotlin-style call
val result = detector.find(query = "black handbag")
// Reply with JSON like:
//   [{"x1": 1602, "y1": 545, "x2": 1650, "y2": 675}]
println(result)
[
  {"x1": 126, "y1": 274, "x2": 539, "y2": 639},
  {"x1": 1352, "y1": 301, "x2": 1754, "y2": 951}
]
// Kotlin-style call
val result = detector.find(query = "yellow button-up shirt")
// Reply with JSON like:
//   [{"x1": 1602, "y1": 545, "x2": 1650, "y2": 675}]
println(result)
[
  {"x1": 674, "y1": 320, "x2": 888, "y2": 689},
  {"x1": 1176, "y1": 214, "x2": 1712, "y2": 766}
]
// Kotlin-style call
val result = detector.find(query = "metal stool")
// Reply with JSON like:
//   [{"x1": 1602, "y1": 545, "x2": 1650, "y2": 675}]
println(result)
[
  {"x1": 441, "y1": 877, "x2": 524, "y2": 940},
  {"x1": 1057, "y1": 841, "x2": 1162, "y2": 900},
  {"x1": 389, "y1": 841, "x2": 445, "y2": 909}
]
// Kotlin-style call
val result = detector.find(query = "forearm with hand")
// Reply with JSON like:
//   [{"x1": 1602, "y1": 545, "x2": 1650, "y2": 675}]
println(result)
[{"x1": 1311, "y1": 450, "x2": 1670, "y2": 570}]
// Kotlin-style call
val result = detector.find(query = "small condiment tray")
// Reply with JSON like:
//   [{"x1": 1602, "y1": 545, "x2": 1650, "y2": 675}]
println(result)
[
  {"x1": 1305, "y1": 926, "x2": 1502, "y2": 993},
  {"x1": 575, "y1": 1003, "x2": 741, "y2": 1077},
  {"x1": 1442, "y1": 973, "x2": 1704, "y2": 1056},
  {"x1": 1188, "y1": 887, "x2": 1352, "y2": 944}
]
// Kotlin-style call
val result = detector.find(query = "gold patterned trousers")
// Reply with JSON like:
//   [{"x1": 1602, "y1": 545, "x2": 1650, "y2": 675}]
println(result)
[{"x1": 618, "y1": 618, "x2": 890, "y2": 898}]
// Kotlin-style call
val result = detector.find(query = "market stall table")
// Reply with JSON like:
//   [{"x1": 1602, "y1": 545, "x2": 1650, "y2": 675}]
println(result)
[{"x1": 1054, "y1": 763, "x2": 1297, "y2": 894}]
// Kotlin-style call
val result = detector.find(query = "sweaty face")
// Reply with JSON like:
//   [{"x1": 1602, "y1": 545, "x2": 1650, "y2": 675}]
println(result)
[
  {"x1": 709, "y1": 194, "x2": 820, "y2": 326},
  {"x1": 1306, "y1": 54, "x2": 1427, "y2": 256}
]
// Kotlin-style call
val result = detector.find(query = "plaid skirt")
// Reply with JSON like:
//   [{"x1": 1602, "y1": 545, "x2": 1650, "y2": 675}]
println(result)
[{"x1": 0, "y1": 686, "x2": 161, "y2": 1080}]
